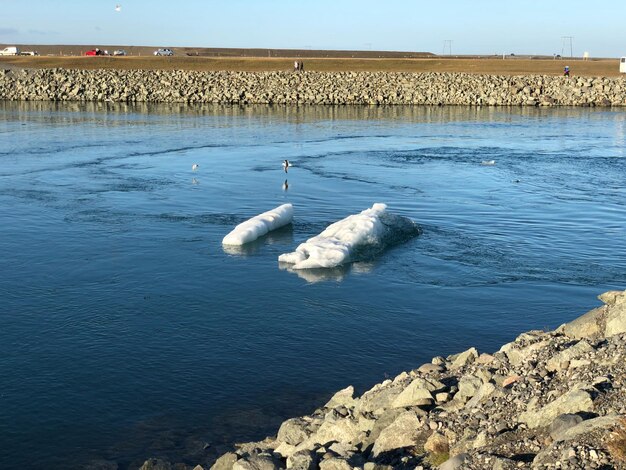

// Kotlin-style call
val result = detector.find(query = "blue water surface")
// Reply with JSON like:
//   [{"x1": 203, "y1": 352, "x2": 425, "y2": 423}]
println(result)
[{"x1": 0, "y1": 102, "x2": 624, "y2": 469}]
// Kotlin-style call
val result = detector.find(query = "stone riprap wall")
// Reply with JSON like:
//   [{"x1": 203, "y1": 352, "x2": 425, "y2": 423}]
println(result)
[
  {"x1": 2, "y1": 68, "x2": 626, "y2": 106},
  {"x1": 136, "y1": 290, "x2": 626, "y2": 470}
]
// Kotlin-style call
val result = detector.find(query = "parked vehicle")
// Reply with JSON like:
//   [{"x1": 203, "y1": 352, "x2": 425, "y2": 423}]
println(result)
[
  {"x1": 0, "y1": 46, "x2": 19, "y2": 56},
  {"x1": 85, "y1": 48, "x2": 106, "y2": 56},
  {"x1": 621, "y1": 57, "x2": 626, "y2": 74},
  {"x1": 19, "y1": 51, "x2": 39, "y2": 56},
  {"x1": 154, "y1": 48, "x2": 174, "y2": 56},
  {"x1": 112, "y1": 49, "x2": 127, "y2": 56}
]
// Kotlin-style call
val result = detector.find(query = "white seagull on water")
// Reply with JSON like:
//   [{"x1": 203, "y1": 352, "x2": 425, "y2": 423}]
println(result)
[{"x1": 192, "y1": 163, "x2": 199, "y2": 171}]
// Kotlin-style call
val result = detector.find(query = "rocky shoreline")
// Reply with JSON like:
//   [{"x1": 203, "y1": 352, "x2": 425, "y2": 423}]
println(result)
[
  {"x1": 2, "y1": 69, "x2": 626, "y2": 106},
  {"x1": 134, "y1": 290, "x2": 626, "y2": 470}
]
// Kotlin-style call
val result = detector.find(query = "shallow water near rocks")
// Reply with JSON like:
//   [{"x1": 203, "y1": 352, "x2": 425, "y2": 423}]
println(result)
[{"x1": 0, "y1": 102, "x2": 625, "y2": 469}]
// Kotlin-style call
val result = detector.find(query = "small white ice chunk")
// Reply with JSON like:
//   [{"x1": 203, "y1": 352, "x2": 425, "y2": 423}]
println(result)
[
  {"x1": 279, "y1": 203, "x2": 389, "y2": 269},
  {"x1": 223, "y1": 204, "x2": 293, "y2": 246}
]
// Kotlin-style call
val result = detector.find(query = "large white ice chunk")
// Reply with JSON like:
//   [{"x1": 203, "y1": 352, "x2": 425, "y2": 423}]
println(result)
[
  {"x1": 279, "y1": 203, "x2": 418, "y2": 270},
  {"x1": 223, "y1": 204, "x2": 294, "y2": 246}
]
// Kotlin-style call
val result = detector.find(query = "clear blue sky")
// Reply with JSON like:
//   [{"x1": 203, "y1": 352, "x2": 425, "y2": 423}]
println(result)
[{"x1": 1, "y1": 0, "x2": 625, "y2": 57}]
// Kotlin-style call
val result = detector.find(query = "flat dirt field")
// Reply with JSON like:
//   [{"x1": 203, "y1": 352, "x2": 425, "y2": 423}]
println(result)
[{"x1": 0, "y1": 45, "x2": 621, "y2": 76}]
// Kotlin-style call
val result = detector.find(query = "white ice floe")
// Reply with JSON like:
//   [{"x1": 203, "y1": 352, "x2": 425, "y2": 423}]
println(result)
[
  {"x1": 481, "y1": 160, "x2": 496, "y2": 166},
  {"x1": 279, "y1": 203, "x2": 419, "y2": 270},
  {"x1": 222, "y1": 204, "x2": 294, "y2": 246}
]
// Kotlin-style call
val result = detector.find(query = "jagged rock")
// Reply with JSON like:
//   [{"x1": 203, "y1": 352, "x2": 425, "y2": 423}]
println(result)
[
  {"x1": 356, "y1": 382, "x2": 404, "y2": 413},
  {"x1": 318, "y1": 458, "x2": 351, "y2": 470},
  {"x1": 278, "y1": 418, "x2": 314, "y2": 446},
  {"x1": 211, "y1": 453, "x2": 239, "y2": 470},
  {"x1": 546, "y1": 340, "x2": 594, "y2": 372},
  {"x1": 314, "y1": 417, "x2": 360, "y2": 445},
  {"x1": 324, "y1": 386, "x2": 356, "y2": 409},
  {"x1": 464, "y1": 382, "x2": 496, "y2": 409},
  {"x1": 448, "y1": 347, "x2": 478, "y2": 370},
  {"x1": 327, "y1": 442, "x2": 356, "y2": 459},
  {"x1": 274, "y1": 442, "x2": 297, "y2": 459},
  {"x1": 533, "y1": 415, "x2": 621, "y2": 465},
  {"x1": 232, "y1": 453, "x2": 283, "y2": 470},
  {"x1": 519, "y1": 389, "x2": 594, "y2": 429},
  {"x1": 555, "y1": 415, "x2": 620, "y2": 441},
  {"x1": 363, "y1": 464, "x2": 393, "y2": 470},
  {"x1": 457, "y1": 375, "x2": 483, "y2": 401},
  {"x1": 286, "y1": 450, "x2": 317, "y2": 470},
  {"x1": 391, "y1": 377, "x2": 445, "y2": 408},
  {"x1": 549, "y1": 413, "x2": 584, "y2": 440},
  {"x1": 559, "y1": 289, "x2": 626, "y2": 339},
  {"x1": 558, "y1": 306, "x2": 604, "y2": 339},
  {"x1": 475, "y1": 353, "x2": 496, "y2": 365},
  {"x1": 605, "y1": 290, "x2": 626, "y2": 336},
  {"x1": 417, "y1": 363, "x2": 444, "y2": 374},
  {"x1": 499, "y1": 338, "x2": 550, "y2": 366},
  {"x1": 236, "y1": 440, "x2": 278, "y2": 455},
  {"x1": 371, "y1": 411, "x2": 422, "y2": 457},
  {"x1": 360, "y1": 408, "x2": 406, "y2": 450}
]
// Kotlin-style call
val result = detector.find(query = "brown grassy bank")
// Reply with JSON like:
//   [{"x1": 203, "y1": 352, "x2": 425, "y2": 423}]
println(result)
[{"x1": 1, "y1": 55, "x2": 621, "y2": 77}]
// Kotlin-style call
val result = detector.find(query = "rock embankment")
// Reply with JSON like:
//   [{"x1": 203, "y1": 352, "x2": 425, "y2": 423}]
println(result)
[
  {"x1": 2, "y1": 68, "x2": 626, "y2": 106},
  {"x1": 141, "y1": 289, "x2": 626, "y2": 470}
]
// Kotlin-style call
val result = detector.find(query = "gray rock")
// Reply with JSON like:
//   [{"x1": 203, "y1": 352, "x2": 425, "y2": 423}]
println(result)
[
  {"x1": 519, "y1": 389, "x2": 594, "y2": 429},
  {"x1": 559, "y1": 289, "x2": 626, "y2": 339},
  {"x1": 546, "y1": 340, "x2": 594, "y2": 372},
  {"x1": 534, "y1": 416, "x2": 621, "y2": 466},
  {"x1": 211, "y1": 453, "x2": 239, "y2": 470},
  {"x1": 448, "y1": 347, "x2": 479, "y2": 370},
  {"x1": 417, "y1": 363, "x2": 444, "y2": 374},
  {"x1": 457, "y1": 375, "x2": 483, "y2": 400},
  {"x1": 549, "y1": 413, "x2": 584, "y2": 440},
  {"x1": 318, "y1": 458, "x2": 351, "y2": 470},
  {"x1": 557, "y1": 415, "x2": 620, "y2": 441},
  {"x1": 604, "y1": 290, "x2": 626, "y2": 336},
  {"x1": 286, "y1": 450, "x2": 317, "y2": 470},
  {"x1": 360, "y1": 408, "x2": 406, "y2": 450},
  {"x1": 278, "y1": 418, "x2": 314, "y2": 446},
  {"x1": 314, "y1": 417, "x2": 360, "y2": 445},
  {"x1": 232, "y1": 453, "x2": 283, "y2": 470},
  {"x1": 324, "y1": 386, "x2": 356, "y2": 409},
  {"x1": 357, "y1": 382, "x2": 403, "y2": 413},
  {"x1": 363, "y1": 464, "x2": 393, "y2": 470},
  {"x1": 391, "y1": 377, "x2": 444, "y2": 408},
  {"x1": 371, "y1": 411, "x2": 422, "y2": 457},
  {"x1": 464, "y1": 382, "x2": 496, "y2": 409}
]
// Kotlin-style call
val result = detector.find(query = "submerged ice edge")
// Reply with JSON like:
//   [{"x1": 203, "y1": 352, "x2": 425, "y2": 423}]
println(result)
[
  {"x1": 278, "y1": 203, "x2": 420, "y2": 270},
  {"x1": 222, "y1": 204, "x2": 294, "y2": 246}
]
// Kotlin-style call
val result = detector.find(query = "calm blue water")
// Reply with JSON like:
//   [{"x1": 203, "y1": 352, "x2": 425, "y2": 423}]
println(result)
[{"x1": 0, "y1": 102, "x2": 625, "y2": 469}]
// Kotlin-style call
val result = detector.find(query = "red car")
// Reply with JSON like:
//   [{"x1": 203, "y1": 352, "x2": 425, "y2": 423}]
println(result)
[{"x1": 85, "y1": 49, "x2": 106, "y2": 56}]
